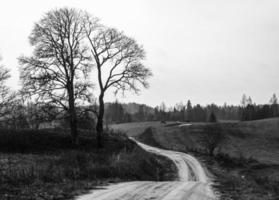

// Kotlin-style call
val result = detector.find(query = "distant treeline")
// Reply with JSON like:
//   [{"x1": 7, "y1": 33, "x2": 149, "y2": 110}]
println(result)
[
  {"x1": 104, "y1": 100, "x2": 239, "y2": 123},
  {"x1": 239, "y1": 94, "x2": 279, "y2": 121},
  {"x1": 1, "y1": 94, "x2": 278, "y2": 130},
  {"x1": 105, "y1": 94, "x2": 279, "y2": 124}
]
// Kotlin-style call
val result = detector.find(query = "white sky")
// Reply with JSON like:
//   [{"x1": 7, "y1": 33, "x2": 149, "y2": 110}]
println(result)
[{"x1": 0, "y1": 0, "x2": 279, "y2": 107}]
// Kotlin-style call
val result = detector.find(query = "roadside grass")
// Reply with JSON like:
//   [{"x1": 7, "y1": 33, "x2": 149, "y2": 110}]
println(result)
[
  {"x1": 131, "y1": 119, "x2": 279, "y2": 200},
  {"x1": 0, "y1": 128, "x2": 176, "y2": 200},
  {"x1": 125, "y1": 118, "x2": 279, "y2": 165},
  {"x1": 204, "y1": 155, "x2": 279, "y2": 200},
  {"x1": 137, "y1": 127, "x2": 163, "y2": 148}
]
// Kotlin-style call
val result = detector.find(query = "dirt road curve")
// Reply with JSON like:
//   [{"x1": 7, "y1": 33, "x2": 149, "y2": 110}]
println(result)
[{"x1": 76, "y1": 139, "x2": 217, "y2": 200}]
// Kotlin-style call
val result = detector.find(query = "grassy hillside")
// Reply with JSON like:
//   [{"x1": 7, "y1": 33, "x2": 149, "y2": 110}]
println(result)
[
  {"x1": 110, "y1": 121, "x2": 163, "y2": 137},
  {"x1": 0, "y1": 128, "x2": 176, "y2": 200},
  {"x1": 112, "y1": 118, "x2": 279, "y2": 165},
  {"x1": 112, "y1": 118, "x2": 279, "y2": 200},
  {"x1": 156, "y1": 118, "x2": 279, "y2": 165}
]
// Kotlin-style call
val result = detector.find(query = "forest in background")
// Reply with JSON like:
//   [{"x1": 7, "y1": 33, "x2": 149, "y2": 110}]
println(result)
[{"x1": 104, "y1": 94, "x2": 279, "y2": 124}]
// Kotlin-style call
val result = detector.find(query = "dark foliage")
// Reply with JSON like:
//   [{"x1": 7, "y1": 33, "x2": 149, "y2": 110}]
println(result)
[
  {"x1": 239, "y1": 104, "x2": 279, "y2": 121},
  {"x1": 105, "y1": 94, "x2": 279, "y2": 124},
  {"x1": 0, "y1": 128, "x2": 132, "y2": 153},
  {"x1": 208, "y1": 112, "x2": 217, "y2": 122}
]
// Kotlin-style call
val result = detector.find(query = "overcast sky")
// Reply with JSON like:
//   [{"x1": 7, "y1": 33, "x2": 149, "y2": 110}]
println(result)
[{"x1": 0, "y1": 0, "x2": 279, "y2": 107}]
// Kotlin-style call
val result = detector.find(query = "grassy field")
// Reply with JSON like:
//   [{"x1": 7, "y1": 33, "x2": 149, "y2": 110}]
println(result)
[
  {"x1": 0, "y1": 128, "x2": 176, "y2": 200},
  {"x1": 111, "y1": 118, "x2": 279, "y2": 200},
  {"x1": 110, "y1": 121, "x2": 163, "y2": 137}
]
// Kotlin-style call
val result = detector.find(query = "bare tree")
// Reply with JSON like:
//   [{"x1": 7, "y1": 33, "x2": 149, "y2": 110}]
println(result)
[
  {"x1": 84, "y1": 18, "x2": 152, "y2": 147},
  {"x1": 6, "y1": 97, "x2": 29, "y2": 129},
  {"x1": 0, "y1": 59, "x2": 9, "y2": 82},
  {"x1": 25, "y1": 102, "x2": 60, "y2": 129},
  {"x1": 241, "y1": 94, "x2": 247, "y2": 107},
  {"x1": 19, "y1": 8, "x2": 92, "y2": 144},
  {"x1": 270, "y1": 93, "x2": 278, "y2": 117},
  {"x1": 269, "y1": 93, "x2": 278, "y2": 104},
  {"x1": 199, "y1": 124, "x2": 224, "y2": 156},
  {"x1": 0, "y1": 57, "x2": 15, "y2": 119}
]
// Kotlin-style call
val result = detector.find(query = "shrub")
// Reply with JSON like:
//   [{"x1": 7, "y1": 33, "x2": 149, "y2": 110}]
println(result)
[{"x1": 199, "y1": 124, "x2": 224, "y2": 156}]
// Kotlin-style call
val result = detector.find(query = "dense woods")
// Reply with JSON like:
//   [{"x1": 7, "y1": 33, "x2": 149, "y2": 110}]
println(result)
[{"x1": 103, "y1": 94, "x2": 279, "y2": 124}]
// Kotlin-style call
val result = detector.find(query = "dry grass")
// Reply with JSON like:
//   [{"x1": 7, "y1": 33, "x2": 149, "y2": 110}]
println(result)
[
  {"x1": 110, "y1": 121, "x2": 163, "y2": 137},
  {"x1": 112, "y1": 118, "x2": 279, "y2": 200},
  {"x1": 115, "y1": 118, "x2": 279, "y2": 165},
  {"x1": 0, "y1": 128, "x2": 176, "y2": 200}
]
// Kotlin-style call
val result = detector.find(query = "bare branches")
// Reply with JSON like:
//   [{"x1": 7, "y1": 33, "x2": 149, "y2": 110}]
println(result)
[
  {"x1": 83, "y1": 16, "x2": 152, "y2": 147},
  {"x1": 0, "y1": 59, "x2": 16, "y2": 118},
  {"x1": 0, "y1": 66, "x2": 10, "y2": 83},
  {"x1": 19, "y1": 8, "x2": 92, "y2": 110},
  {"x1": 84, "y1": 21, "x2": 152, "y2": 95},
  {"x1": 18, "y1": 8, "x2": 95, "y2": 142}
]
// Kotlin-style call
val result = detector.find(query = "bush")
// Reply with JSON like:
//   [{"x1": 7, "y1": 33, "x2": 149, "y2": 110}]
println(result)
[{"x1": 199, "y1": 124, "x2": 224, "y2": 156}]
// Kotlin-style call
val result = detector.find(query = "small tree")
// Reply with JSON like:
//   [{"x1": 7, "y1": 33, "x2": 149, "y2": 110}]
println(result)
[
  {"x1": 25, "y1": 102, "x2": 60, "y2": 129},
  {"x1": 270, "y1": 93, "x2": 278, "y2": 117},
  {"x1": 84, "y1": 18, "x2": 152, "y2": 148},
  {"x1": 199, "y1": 124, "x2": 224, "y2": 156},
  {"x1": 19, "y1": 8, "x2": 92, "y2": 144},
  {"x1": 186, "y1": 100, "x2": 193, "y2": 121},
  {"x1": 7, "y1": 101, "x2": 29, "y2": 129},
  {"x1": 0, "y1": 61, "x2": 10, "y2": 115},
  {"x1": 241, "y1": 94, "x2": 247, "y2": 107},
  {"x1": 0, "y1": 57, "x2": 16, "y2": 119},
  {"x1": 208, "y1": 112, "x2": 217, "y2": 123},
  {"x1": 270, "y1": 93, "x2": 278, "y2": 105}
]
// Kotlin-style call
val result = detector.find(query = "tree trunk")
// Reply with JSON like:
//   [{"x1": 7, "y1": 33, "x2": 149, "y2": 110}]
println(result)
[
  {"x1": 96, "y1": 92, "x2": 104, "y2": 148},
  {"x1": 209, "y1": 146, "x2": 215, "y2": 157},
  {"x1": 70, "y1": 109, "x2": 78, "y2": 145},
  {"x1": 68, "y1": 85, "x2": 78, "y2": 145}
]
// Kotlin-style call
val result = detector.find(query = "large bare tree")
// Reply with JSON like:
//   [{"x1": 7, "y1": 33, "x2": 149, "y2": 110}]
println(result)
[
  {"x1": 19, "y1": 8, "x2": 92, "y2": 144},
  {"x1": 84, "y1": 19, "x2": 152, "y2": 147}
]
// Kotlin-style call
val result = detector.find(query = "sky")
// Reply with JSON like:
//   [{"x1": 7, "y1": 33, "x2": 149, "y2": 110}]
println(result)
[{"x1": 0, "y1": 0, "x2": 279, "y2": 107}]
